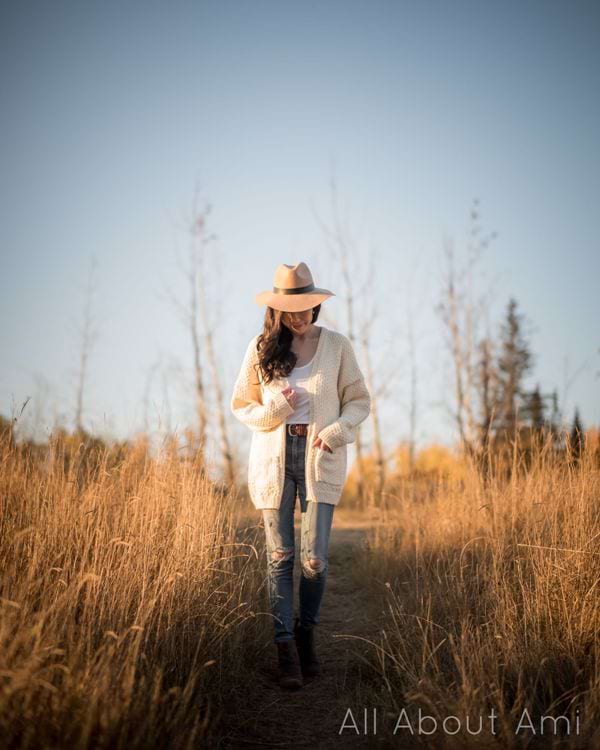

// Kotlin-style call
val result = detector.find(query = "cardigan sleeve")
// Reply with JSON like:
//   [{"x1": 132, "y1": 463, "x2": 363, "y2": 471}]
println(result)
[
  {"x1": 230, "y1": 336, "x2": 295, "y2": 432},
  {"x1": 317, "y1": 335, "x2": 371, "y2": 450}
]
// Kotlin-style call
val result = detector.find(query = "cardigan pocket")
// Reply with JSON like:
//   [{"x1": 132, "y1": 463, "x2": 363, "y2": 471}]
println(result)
[
  {"x1": 314, "y1": 446, "x2": 346, "y2": 488},
  {"x1": 248, "y1": 454, "x2": 282, "y2": 494}
]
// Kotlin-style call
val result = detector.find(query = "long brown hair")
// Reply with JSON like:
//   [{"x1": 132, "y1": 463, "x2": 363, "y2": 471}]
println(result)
[{"x1": 255, "y1": 305, "x2": 321, "y2": 385}]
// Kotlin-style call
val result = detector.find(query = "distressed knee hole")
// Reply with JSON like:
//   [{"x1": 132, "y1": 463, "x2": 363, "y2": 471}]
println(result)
[
  {"x1": 271, "y1": 547, "x2": 294, "y2": 562},
  {"x1": 303, "y1": 557, "x2": 326, "y2": 576}
]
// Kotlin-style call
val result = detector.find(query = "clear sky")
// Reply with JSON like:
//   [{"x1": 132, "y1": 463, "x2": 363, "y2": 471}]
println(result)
[{"x1": 1, "y1": 0, "x2": 599, "y2": 462}]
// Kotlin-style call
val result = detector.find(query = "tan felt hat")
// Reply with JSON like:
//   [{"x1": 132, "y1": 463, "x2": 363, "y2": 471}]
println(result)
[{"x1": 254, "y1": 261, "x2": 335, "y2": 312}]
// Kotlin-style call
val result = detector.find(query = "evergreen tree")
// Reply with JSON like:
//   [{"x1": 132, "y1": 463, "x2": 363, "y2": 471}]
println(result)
[
  {"x1": 523, "y1": 384, "x2": 546, "y2": 431},
  {"x1": 496, "y1": 298, "x2": 534, "y2": 440},
  {"x1": 569, "y1": 407, "x2": 584, "y2": 463}
]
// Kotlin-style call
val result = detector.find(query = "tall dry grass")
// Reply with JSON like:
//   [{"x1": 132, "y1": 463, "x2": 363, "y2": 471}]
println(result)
[
  {"x1": 356, "y1": 441, "x2": 600, "y2": 749},
  {"x1": 0, "y1": 428, "x2": 268, "y2": 749}
]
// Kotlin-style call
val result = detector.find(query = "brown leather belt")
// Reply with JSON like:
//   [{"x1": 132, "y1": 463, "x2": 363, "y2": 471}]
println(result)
[{"x1": 287, "y1": 423, "x2": 308, "y2": 437}]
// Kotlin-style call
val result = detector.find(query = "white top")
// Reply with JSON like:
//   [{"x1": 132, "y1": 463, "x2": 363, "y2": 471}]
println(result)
[{"x1": 285, "y1": 353, "x2": 315, "y2": 424}]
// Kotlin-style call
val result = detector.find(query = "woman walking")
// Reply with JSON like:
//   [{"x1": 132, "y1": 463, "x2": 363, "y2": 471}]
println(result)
[{"x1": 230, "y1": 261, "x2": 371, "y2": 690}]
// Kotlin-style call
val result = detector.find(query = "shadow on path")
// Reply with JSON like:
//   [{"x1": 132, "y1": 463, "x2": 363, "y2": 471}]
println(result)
[{"x1": 218, "y1": 522, "x2": 392, "y2": 749}]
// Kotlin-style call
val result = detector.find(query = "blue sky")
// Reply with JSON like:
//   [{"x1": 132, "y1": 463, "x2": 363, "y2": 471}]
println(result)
[{"x1": 1, "y1": 0, "x2": 599, "y2": 463}]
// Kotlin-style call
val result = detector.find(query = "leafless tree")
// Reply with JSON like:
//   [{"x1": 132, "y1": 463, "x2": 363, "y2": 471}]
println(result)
[
  {"x1": 192, "y1": 211, "x2": 236, "y2": 485},
  {"x1": 30, "y1": 373, "x2": 55, "y2": 443},
  {"x1": 405, "y1": 303, "x2": 418, "y2": 474},
  {"x1": 360, "y1": 294, "x2": 387, "y2": 504},
  {"x1": 311, "y1": 174, "x2": 369, "y2": 505},
  {"x1": 162, "y1": 184, "x2": 235, "y2": 482},
  {"x1": 436, "y1": 199, "x2": 498, "y2": 456},
  {"x1": 311, "y1": 171, "x2": 398, "y2": 508},
  {"x1": 397, "y1": 258, "x2": 427, "y2": 476},
  {"x1": 160, "y1": 362, "x2": 174, "y2": 437},
  {"x1": 161, "y1": 197, "x2": 209, "y2": 462},
  {"x1": 142, "y1": 354, "x2": 164, "y2": 434},
  {"x1": 72, "y1": 256, "x2": 100, "y2": 434}
]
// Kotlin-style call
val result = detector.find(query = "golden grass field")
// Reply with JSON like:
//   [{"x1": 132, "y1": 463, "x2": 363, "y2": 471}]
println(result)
[
  {"x1": 357, "y1": 445, "x2": 600, "y2": 749},
  {"x1": 1, "y1": 426, "x2": 598, "y2": 749}
]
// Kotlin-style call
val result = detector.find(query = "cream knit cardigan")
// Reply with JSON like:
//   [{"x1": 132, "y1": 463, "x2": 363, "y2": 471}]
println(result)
[{"x1": 230, "y1": 326, "x2": 371, "y2": 509}]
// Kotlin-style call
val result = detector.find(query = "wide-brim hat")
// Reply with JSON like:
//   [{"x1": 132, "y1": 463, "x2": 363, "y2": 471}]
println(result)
[{"x1": 254, "y1": 261, "x2": 335, "y2": 312}]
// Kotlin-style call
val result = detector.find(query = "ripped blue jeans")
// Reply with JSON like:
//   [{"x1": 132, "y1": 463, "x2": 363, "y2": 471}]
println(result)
[{"x1": 261, "y1": 430, "x2": 335, "y2": 644}]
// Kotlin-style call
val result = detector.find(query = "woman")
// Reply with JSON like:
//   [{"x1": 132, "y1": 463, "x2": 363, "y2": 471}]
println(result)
[{"x1": 230, "y1": 261, "x2": 371, "y2": 690}]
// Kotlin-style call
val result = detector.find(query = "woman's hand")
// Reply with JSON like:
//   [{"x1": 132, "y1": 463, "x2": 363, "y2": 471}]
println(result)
[
  {"x1": 312, "y1": 436, "x2": 333, "y2": 453},
  {"x1": 281, "y1": 386, "x2": 298, "y2": 408}
]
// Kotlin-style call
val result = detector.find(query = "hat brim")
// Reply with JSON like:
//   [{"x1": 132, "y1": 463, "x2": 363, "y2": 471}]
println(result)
[{"x1": 254, "y1": 288, "x2": 335, "y2": 312}]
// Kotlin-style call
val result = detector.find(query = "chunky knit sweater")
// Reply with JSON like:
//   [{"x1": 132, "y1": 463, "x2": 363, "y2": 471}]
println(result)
[{"x1": 230, "y1": 325, "x2": 371, "y2": 509}]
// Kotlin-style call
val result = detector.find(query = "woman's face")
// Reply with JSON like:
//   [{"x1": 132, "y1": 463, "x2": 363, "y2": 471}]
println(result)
[{"x1": 282, "y1": 307, "x2": 313, "y2": 335}]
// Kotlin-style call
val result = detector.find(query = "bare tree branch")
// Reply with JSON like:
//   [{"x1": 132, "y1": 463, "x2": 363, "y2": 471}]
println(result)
[{"x1": 73, "y1": 255, "x2": 100, "y2": 433}]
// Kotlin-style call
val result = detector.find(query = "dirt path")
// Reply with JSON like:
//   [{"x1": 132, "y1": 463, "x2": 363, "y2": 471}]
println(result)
[{"x1": 219, "y1": 519, "x2": 389, "y2": 750}]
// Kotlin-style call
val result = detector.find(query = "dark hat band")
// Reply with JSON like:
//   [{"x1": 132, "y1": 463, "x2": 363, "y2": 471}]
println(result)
[{"x1": 272, "y1": 282, "x2": 315, "y2": 295}]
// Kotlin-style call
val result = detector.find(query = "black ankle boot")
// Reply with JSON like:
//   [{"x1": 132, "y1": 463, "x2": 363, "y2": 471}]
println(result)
[
  {"x1": 294, "y1": 617, "x2": 321, "y2": 677},
  {"x1": 276, "y1": 641, "x2": 303, "y2": 690}
]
